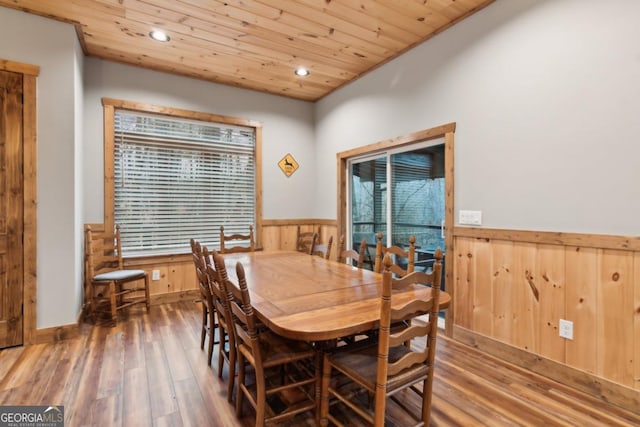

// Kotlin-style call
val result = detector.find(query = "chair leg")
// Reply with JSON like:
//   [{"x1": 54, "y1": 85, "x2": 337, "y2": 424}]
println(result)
[
  {"x1": 217, "y1": 326, "x2": 225, "y2": 378},
  {"x1": 255, "y1": 363, "x2": 266, "y2": 427},
  {"x1": 109, "y1": 282, "x2": 117, "y2": 325},
  {"x1": 319, "y1": 354, "x2": 332, "y2": 427},
  {"x1": 207, "y1": 307, "x2": 215, "y2": 366},
  {"x1": 200, "y1": 303, "x2": 207, "y2": 350},
  {"x1": 227, "y1": 336, "x2": 236, "y2": 404},
  {"x1": 236, "y1": 351, "x2": 245, "y2": 417},
  {"x1": 143, "y1": 274, "x2": 151, "y2": 311},
  {"x1": 89, "y1": 283, "x2": 97, "y2": 322},
  {"x1": 422, "y1": 376, "x2": 433, "y2": 425}
]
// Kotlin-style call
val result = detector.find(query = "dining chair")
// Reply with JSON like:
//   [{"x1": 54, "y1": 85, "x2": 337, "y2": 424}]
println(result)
[
  {"x1": 296, "y1": 225, "x2": 318, "y2": 255},
  {"x1": 220, "y1": 225, "x2": 255, "y2": 253},
  {"x1": 312, "y1": 235, "x2": 334, "y2": 260},
  {"x1": 374, "y1": 232, "x2": 416, "y2": 277},
  {"x1": 206, "y1": 248, "x2": 237, "y2": 403},
  {"x1": 320, "y1": 249, "x2": 443, "y2": 427},
  {"x1": 190, "y1": 239, "x2": 218, "y2": 366},
  {"x1": 84, "y1": 224, "x2": 150, "y2": 326},
  {"x1": 337, "y1": 235, "x2": 367, "y2": 268},
  {"x1": 222, "y1": 259, "x2": 318, "y2": 426}
]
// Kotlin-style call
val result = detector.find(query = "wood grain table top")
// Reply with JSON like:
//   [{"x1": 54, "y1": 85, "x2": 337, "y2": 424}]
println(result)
[{"x1": 222, "y1": 250, "x2": 450, "y2": 341}]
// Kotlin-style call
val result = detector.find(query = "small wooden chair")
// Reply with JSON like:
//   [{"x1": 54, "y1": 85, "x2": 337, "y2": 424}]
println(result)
[
  {"x1": 374, "y1": 232, "x2": 416, "y2": 277},
  {"x1": 337, "y1": 235, "x2": 367, "y2": 268},
  {"x1": 222, "y1": 259, "x2": 318, "y2": 425},
  {"x1": 320, "y1": 249, "x2": 443, "y2": 426},
  {"x1": 85, "y1": 224, "x2": 150, "y2": 325},
  {"x1": 296, "y1": 226, "x2": 318, "y2": 255},
  {"x1": 312, "y1": 235, "x2": 334, "y2": 260},
  {"x1": 190, "y1": 239, "x2": 218, "y2": 366},
  {"x1": 220, "y1": 225, "x2": 255, "y2": 253},
  {"x1": 206, "y1": 248, "x2": 237, "y2": 402}
]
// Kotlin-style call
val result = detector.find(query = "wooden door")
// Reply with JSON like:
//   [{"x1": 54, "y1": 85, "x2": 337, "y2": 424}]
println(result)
[{"x1": 0, "y1": 70, "x2": 24, "y2": 348}]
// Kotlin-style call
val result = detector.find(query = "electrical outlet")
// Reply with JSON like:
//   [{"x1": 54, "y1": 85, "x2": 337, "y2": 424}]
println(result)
[
  {"x1": 152, "y1": 269, "x2": 161, "y2": 281},
  {"x1": 459, "y1": 210, "x2": 482, "y2": 225},
  {"x1": 559, "y1": 319, "x2": 573, "y2": 340}
]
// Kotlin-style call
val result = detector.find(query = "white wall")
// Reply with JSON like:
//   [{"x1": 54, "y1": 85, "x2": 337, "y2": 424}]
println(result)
[
  {"x1": 0, "y1": 8, "x2": 80, "y2": 328},
  {"x1": 315, "y1": 0, "x2": 640, "y2": 235},
  {"x1": 83, "y1": 59, "x2": 316, "y2": 223}
]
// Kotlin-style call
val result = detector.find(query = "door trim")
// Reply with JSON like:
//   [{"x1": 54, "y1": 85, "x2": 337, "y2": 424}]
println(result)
[
  {"x1": 1, "y1": 60, "x2": 39, "y2": 345},
  {"x1": 337, "y1": 122, "x2": 455, "y2": 336}
]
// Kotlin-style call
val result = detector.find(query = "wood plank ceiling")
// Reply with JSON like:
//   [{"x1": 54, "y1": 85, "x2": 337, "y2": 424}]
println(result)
[{"x1": 0, "y1": 0, "x2": 494, "y2": 101}]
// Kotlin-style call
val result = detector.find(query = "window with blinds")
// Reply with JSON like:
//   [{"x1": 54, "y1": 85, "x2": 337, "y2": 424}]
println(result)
[{"x1": 113, "y1": 110, "x2": 256, "y2": 256}]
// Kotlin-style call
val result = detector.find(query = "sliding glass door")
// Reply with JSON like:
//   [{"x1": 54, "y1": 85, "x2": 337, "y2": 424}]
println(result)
[{"x1": 349, "y1": 142, "x2": 445, "y2": 277}]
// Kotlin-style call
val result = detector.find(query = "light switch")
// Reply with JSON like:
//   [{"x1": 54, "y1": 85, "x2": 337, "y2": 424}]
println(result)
[{"x1": 459, "y1": 210, "x2": 482, "y2": 225}]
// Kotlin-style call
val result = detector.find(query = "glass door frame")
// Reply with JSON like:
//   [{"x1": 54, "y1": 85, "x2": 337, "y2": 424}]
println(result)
[
  {"x1": 337, "y1": 123, "x2": 455, "y2": 336},
  {"x1": 347, "y1": 139, "x2": 446, "y2": 251}
]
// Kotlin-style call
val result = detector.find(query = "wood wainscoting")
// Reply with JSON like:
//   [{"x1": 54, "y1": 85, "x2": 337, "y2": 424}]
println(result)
[
  {"x1": 261, "y1": 218, "x2": 338, "y2": 258},
  {"x1": 452, "y1": 226, "x2": 640, "y2": 409}
]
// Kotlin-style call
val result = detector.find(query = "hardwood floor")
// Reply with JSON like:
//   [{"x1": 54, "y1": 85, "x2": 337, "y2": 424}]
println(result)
[{"x1": 0, "y1": 301, "x2": 638, "y2": 426}]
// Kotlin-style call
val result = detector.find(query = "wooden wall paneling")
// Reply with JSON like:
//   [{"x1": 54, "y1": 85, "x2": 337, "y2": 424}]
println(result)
[
  {"x1": 511, "y1": 243, "x2": 538, "y2": 353},
  {"x1": 597, "y1": 249, "x2": 634, "y2": 387},
  {"x1": 453, "y1": 228, "x2": 640, "y2": 397},
  {"x1": 148, "y1": 266, "x2": 170, "y2": 296},
  {"x1": 564, "y1": 246, "x2": 597, "y2": 374},
  {"x1": 536, "y1": 244, "x2": 566, "y2": 363},
  {"x1": 454, "y1": 226, "x2": 640, "y2": 252},
  {"x1": 634, "y1": 252, "x2": 640, "y2": 390},
  {"x1": 283, "y1": 225, "x2": 300, "y2": 251},
  {"x1": 260, "y1": 226, "x2": 281, "y2": 251},
  {"x1": 472, "y1": 238, "x2": 493, "y2": 337},
  {"x1": 167, "y1": 262, "x2": 193, "y2": 293},
  {"x1": 453, "y1": 237, "x2": 473, "y2": 329},
  {"x1": 491, "y1": 240, "x2": 514, "y2": 344}
]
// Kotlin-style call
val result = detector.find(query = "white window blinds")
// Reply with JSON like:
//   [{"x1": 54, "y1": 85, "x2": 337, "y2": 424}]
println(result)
[{"x1": 114, "y1": 110, "x2": 256, "y2": 256}]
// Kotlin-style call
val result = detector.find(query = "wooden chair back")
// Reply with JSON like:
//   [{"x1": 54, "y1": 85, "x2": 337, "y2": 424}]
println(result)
[
  {"x1": 84, "y1": 224, "x2": 150, "y2": 325},
  {"x1": 190, "y1": 239, "x2": 211, "y2": 301},
  {"x1": 85, "y1": 224, "x2": 124, "y2": 281},
  {"x1": 296, "y1": 225, "x2": 318, "y2": 255},
  {"x1": 207, "y1": 249, "x2": 238, "y2": 402},
  {"x1": 337, "y1": 235, "x2": 367, "y2": 268},
  {"x1": 374, "y1": 249, "x2": 443, "y2": 425},
  {"x1": 190, "y1": 239, "x2": 218, "y2": 365},
  {"x1": 374, "y1": 232, "x2": 415, "y2": 276},
  {"x1": 222, "y1": 261, "x2": 262, "y2": 365},
  {"x1": 312, "y1": 235, "x2": 334, "y2": 260},
  {"x1": 220, "y1": 225, "x2": 255, "y2": 253},
  {"x1": 319, "y1": 249, "x2": 443, "y2": 426}
]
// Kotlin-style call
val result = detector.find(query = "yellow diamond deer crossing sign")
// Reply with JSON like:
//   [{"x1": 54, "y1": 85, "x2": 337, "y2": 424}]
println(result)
[{"x1": 278, "y1": 153, "x2": 299, "y2": 177}]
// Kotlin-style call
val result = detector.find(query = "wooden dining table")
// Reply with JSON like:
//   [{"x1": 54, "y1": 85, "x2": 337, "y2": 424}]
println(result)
[{"x1": 222, "y1": 250, "x2": 451, "y2": 342}]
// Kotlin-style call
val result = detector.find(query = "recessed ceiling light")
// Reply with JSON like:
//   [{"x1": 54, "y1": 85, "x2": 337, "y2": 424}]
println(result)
[
  {"x1": 149, "y1": 30, "x2": 170, "y2": 42},
  {"x1": 295, "y1": 67, "x2": 310, "y2": 77}
]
